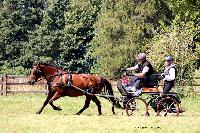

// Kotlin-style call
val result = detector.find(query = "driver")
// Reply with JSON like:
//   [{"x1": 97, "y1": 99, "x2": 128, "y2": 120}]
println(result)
[{"x1": 122, "y1": 53, "x2": 154, "y2": 96}]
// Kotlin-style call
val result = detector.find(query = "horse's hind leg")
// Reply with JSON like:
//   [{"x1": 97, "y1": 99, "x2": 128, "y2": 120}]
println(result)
[
  {"x1": 36, "y1": 92, "x2": 54, "y2": 114},
  {"x1": 92, "y1": 96, "x2": 102, "y2": 115},
  {"x1": 76, "y1": 96, "x2": 92, "y2": 115}
]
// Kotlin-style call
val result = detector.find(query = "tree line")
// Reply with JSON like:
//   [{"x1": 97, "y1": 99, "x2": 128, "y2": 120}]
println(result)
[{"x1": 0, "y1": 0, "x2": 199, "y2": 86}]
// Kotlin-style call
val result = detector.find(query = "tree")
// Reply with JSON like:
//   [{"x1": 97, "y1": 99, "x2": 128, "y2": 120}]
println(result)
[
  {"x1": 0, "y1": 0, "x2": 45, "y2": 74},
  {"x1": 27, "y1": 0, "x2": 67, "y2": 64},
  {"x1": 90, "y1": 0, "x2": 174, "y2": 77},
  {"x1": 27, "y1": 0, "x2": 101, "y2": 73},
  {"x1": 59, "y1": 0, "x2": 101, "y2": 72}
]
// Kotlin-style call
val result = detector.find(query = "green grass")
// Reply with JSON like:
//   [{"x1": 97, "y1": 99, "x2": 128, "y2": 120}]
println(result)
[{"x1": 1, "y1": 94, "x2": 200, "y2": 133}]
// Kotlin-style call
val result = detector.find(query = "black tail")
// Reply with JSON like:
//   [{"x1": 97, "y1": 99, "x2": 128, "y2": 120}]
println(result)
[
  {"x1": 101, "y1": 78, "x2": 117, "y2": 115},
  {"x1": 101, "y1": 78, "x2": 113, "y2": 97}
]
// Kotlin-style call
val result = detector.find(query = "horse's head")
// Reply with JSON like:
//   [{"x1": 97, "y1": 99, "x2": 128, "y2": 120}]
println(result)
[{"x1": 28, "y1": 64, "x2": 44, "y2": 85}]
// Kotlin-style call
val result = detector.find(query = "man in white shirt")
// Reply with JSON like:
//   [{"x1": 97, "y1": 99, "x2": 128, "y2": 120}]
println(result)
[
  {"x1": 123, "y1": 53, "x2": 154, "y2": 95},
  {"x1": 161, "y1": 56, "x2": 176, "y2": 93}
]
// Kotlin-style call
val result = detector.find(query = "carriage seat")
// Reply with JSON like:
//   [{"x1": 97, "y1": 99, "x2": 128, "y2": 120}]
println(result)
[{"x1": 142, "y1": 74, "x2": 160, "y2": 88}]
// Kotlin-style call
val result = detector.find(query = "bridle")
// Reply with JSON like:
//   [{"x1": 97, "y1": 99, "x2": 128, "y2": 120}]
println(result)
[{"x1": 29, "y1": 65, "x2": 44, "y2": 82}]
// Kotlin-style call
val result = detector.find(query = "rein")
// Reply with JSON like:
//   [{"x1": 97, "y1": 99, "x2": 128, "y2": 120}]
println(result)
[{"x1": 70, "y1": 84, "x2": 115, "y2": 98}]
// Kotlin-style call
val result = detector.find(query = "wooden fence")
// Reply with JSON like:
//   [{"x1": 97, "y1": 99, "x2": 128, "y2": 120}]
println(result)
[
  {"x1": 0, "y1": 75, "x2": 48, "y2": 96},
  {"x1": 0, "y1": 75, "x2": 200, "y2": 96}
]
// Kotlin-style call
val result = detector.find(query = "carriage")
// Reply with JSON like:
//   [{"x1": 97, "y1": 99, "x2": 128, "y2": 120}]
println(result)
[{"x1": 114, "y1": 72, "x2": 182, "y2": 116}]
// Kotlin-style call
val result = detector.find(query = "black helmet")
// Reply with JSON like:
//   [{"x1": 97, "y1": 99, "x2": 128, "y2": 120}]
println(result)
[{"x1": 165, "y1": 56, "x2": 173, "y2": 61}]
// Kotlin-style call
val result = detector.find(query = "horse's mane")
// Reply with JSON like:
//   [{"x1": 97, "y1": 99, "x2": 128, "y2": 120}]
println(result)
[{"x1": 33, "y1": 62, "x2": 61, "y2": 69}]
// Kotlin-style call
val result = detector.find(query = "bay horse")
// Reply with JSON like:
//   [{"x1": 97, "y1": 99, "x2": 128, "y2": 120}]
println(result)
[{"x1": 28, "y1": 62, "x2": 116, "y2": 115}]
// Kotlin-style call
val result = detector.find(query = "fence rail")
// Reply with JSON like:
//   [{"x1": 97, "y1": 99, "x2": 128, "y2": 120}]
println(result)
[
  {"x1": 0, "y1": 75, "x2": 48, "y2": 96},
  {"x1": 0, "y1": 75, "x2": 200, "y2": 96},
  {"x1": 0, "y1": 90, "x2": 48, "y2": 94}
]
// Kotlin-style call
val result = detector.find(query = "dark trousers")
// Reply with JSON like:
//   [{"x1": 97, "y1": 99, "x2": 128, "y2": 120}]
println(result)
[
  {"x1": 163, "y1": 80, "x2": 174, "y2": 93},
  {"x1": 129, "y1": 77, "x2": 143, "y2": 89}
]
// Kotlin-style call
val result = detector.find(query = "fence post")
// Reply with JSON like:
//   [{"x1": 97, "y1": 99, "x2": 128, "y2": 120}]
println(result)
[
  {"x1": 1, "y1": 76, "x2": 3, "y2": 95},
  {"x1": 5, "y1": 74, "x2": 8, "y2": 96}
]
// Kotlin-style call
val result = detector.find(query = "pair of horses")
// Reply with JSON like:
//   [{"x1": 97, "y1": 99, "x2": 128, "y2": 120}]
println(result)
[{"x1": 28, "y1": 62, "x2": 117, "y2": 115}]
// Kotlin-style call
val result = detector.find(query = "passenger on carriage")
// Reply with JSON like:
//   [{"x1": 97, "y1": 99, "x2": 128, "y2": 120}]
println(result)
[
  {"x1": 122, "y1": 53, "x2": 154, "y2": 96},
  {"x1": 160, "y1": 56, "x2": 176, "y2": 93}
]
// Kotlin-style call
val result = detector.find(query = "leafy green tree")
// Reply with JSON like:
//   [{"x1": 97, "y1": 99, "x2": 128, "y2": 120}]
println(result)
[
  {"x1": 27, "y1": 0, "x2": 101, "y2": 73},
  {"x1": 0, "y1": 0, "x2": 101, "y2": 74},
  {"x1": 0, "y1": 0, "x2": 45, "y2": 74},
  {"x1": 58, "y1": 0, "x2": 101, "y2": 72},
  {"x1": 90, "y1": 0, "x2": 173, "y2": 77},
  {"x1": 168, "y1": 0, "x2": 200, "y2": 24},
  {"x1": 27, "y1": 0, "x2": 67, "y2": 64}
]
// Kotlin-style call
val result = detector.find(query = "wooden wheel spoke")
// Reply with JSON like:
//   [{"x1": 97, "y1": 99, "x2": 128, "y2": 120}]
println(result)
[
  {"x1": 157, "y1": 96, "x2": 180, "y2": 116},
  {"x1": 126, "y1": 97, "x2": 148, "y2": 116}
]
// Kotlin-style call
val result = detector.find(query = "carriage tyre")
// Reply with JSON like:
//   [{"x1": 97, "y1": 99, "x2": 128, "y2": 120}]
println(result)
[
  {"x1": 156, "y1": 96, "x2": 180, "y2": 116},
  {"x1": 126, "y1": 97, "x2": 148, "y2": 116}
]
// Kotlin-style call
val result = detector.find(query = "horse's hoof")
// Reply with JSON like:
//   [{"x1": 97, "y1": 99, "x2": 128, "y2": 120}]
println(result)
[
  {"x1": 146, "y1": 112, "x2": 150, "y2": 116},
  {"x1": 54, "y1": 106, "x2": 62, "y2": 111},
  {"x1": 36, "y1": 111, "x2": 41, "y2": 114},
  {"x1": 57, "y1": 108, "x2": 62, "y2": 111},
  {"x1": 76, "y1": 113, "x2": 81, "y2": 115},
  {"x1": 98, "y1": 113, "x2": 102, "y2": 116},
  {"x1": 156, "y1": 114, "x2": 161, "y2": 116}
]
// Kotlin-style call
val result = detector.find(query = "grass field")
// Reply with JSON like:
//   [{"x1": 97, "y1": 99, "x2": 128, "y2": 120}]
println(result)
[{"x1": 1, "y1": 94, "x2": 200, "y2": 133}]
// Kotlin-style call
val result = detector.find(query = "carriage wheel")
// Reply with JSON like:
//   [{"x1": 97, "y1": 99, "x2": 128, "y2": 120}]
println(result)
[
  {"x1": 126, "y1": 97, "x2": 148, "y2": 116},
  {"x1": 157, "y1": 96, "x2": 180, "y2": 116}
]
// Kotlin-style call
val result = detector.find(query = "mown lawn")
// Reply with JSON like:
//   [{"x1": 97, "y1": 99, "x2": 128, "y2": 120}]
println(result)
[{"x1": 1, "y1": 94, "x2": 200, "y2": 133}]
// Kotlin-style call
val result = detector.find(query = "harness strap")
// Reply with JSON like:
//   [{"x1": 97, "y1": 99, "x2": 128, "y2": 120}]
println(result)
[
  {"x1": 45, "y1": 70, "x2": 72, "y2": 88},
  {"x1": 66, "y1": 72, "x2": 72, "y2": 87},
  {"x1": 48, "y1": 82, "x2": 64, "y2": 87}
]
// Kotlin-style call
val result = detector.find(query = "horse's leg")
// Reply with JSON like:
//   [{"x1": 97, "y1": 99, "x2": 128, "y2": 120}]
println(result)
[
  {"x1": 92, "y1": 96, "x2": 102, "y2": 115},
  {"x1": 48, "y1": 92, "x2": 62, "y2": 104},
  {"x1": 49, "y1": 102, "x2": 62, "y2": 111},
  {"x1": 36, "y1": 92, "x2": 54, "y2": 114},
  {"x1": 76, "y1": 96, "x2": 92, "y2": 115}
]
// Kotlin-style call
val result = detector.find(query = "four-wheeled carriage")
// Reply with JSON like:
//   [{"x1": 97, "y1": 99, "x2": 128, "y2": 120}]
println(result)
[{"x1": 116, "y1": 73, "x2": 182, "y2": 116}]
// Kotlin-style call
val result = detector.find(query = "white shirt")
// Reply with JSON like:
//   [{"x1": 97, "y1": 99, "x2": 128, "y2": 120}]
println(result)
[
  {"x1": 133, "y1": 64, "x2": 149, "y2": 74},
  {"x1": 163, "y1": 65, "x2": 176, "y2": 81}
]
